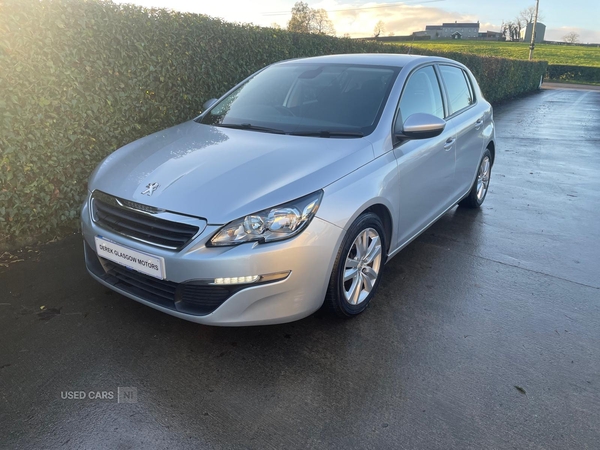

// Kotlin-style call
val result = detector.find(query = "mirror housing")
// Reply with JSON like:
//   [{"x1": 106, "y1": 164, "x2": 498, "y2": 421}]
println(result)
[
  {"x1": 395, "y1": 113, "x2": 446, "y2": 141},
  {"x1": 202, "y1": 98, "x2": 218, "y2": 111}
]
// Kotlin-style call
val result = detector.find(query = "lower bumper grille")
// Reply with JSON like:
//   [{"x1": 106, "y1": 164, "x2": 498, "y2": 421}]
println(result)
[{"x1": 84, "y1": 241, "x2": 237, "y2": 316}]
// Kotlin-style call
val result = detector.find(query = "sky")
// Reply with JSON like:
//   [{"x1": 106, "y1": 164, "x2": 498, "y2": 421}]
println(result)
[{"x1": 117, "y1": 0, "x2": 600, "y2": 43}]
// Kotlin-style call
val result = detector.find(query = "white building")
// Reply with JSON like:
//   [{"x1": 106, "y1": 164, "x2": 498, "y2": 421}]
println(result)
[
  {"x1": 522, "y1": 22, "x2": 546, "y2": 43},
  {"x1": 424, "y1": 21, "x2": 480, "y2": 40}
]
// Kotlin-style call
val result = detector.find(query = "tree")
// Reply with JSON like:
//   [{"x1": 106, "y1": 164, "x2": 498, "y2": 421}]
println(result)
[
  {"x1": 287, "y1": 2, "x2": 335, "y2": 36},
  {"x1": 563, "y1": 32, "x2": 580, "y2": 44},
  {"x1": 502, "y1": 21, "x2": 521, "y2": 42},
  {"x1": 513, "y1": 16, "x2": 524, "y2": 41},
  {"x1": 312, "y1": 8, "x2": 335, "y2": 35},
  {"x1": 373, "y1": 20, "x2": 385, "y2": 38},
  {"x1": 502, "y1": 4, "x2": 545, "y2": 43},
  {"x1": 288, "y1": 2, "x2": 313, "y2": 34},
  {"x1": 520, "y1": 5, "x2": 544, "y2": 24}
]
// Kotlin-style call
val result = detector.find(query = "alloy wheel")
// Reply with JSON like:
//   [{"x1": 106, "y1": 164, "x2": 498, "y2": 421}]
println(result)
[
  {"x1": 476, "y1": 156, "x2": 491, "y2": 202},
  {"x1": 342, "y1": 228, "x2": 382, "y2": 305}
]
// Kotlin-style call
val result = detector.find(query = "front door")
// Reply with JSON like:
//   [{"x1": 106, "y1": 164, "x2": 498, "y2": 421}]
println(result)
[{"x1": 393, "y1": 65, "x2": 456, "y2": 247}]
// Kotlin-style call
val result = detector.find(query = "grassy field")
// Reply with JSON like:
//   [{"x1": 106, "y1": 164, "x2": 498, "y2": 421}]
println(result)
[{"x1": 395, "y1": 41, "x2": 600, "y2": 67}]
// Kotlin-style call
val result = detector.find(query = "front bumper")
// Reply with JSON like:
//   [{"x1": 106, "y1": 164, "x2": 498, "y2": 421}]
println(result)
[{"x1": 81, "y1": 200, "x2": 344, "y2": 326}]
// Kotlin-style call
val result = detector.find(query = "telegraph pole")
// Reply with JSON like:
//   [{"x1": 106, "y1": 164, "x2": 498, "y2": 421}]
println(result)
[{"x1": 528, "y1": 0, "x2": 540, "y2": 60}]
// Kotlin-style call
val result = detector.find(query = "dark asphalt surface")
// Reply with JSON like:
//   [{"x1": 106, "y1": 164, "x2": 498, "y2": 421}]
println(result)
[{"x1": 1, "y1": 88, "x2": 600, "y2": 449}]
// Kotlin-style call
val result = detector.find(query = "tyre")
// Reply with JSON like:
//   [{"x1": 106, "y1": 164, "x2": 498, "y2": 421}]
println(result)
[
  {"x1": 459, "y1": 149, "x2": 492, "y2": 208},
  {"x1": 324, "y1": 212, "x2": 386, "y2": 318}
]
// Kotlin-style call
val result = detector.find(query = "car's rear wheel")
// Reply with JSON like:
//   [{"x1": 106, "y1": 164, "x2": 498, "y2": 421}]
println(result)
[
  {"x1": 460, "y1": 149, "x2": 492, "y2": 208},
  {"x1": 324, "y1": 212, "x2": 385, "y2": 318}
]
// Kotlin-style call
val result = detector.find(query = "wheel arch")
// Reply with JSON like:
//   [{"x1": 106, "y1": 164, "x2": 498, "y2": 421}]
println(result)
[
  {"x1": 362, "y1": 203, "x2": 393, "y2": 260},
  {"x1": 487, "y1": 140, "x2": 495, "y2": 165}
]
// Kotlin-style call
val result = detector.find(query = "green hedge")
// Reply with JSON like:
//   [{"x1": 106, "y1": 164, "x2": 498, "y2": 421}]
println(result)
[
  {"x1": 545, "y1": 65, "x2": 600, "y2": 84},
  {"x1": 0, "y1": 0, "x2": 547, "y2": 250}
]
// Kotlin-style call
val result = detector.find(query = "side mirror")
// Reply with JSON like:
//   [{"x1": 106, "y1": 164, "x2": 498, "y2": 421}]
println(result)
[
  {"x1": 202, "y1": 98, "x2": 218, "y2": 111},
  {"x1": 395, "y1": 113, "x2": 446, "y2": 141}
]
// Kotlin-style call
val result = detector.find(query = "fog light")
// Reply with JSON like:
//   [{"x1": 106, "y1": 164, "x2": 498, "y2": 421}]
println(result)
[
  {"x1": 211, "y1": 271, "x2": 290, "y2": 285},
  {"x1": 214, "y1": 275, "x2": 260, "y2": 285}
]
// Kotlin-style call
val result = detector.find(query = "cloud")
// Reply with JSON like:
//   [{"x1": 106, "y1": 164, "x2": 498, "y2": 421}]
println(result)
[
  {"x1": 303, "y1": 1, "x2": 501, "y2": 37},
  {"x1": 115, "y1": 0, "x2": 505, "y2": 37},
  {"x1": 114, "y1": 0, "x2": 289, "y2": 26},
  {"x1": 545, "y1": 26, "x2": 600, "y2": 44}
]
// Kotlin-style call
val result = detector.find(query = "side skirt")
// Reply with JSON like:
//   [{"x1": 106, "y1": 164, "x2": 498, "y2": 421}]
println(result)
[{"x1": 385, "y1": 193, "x2": 469, "y2": 263}]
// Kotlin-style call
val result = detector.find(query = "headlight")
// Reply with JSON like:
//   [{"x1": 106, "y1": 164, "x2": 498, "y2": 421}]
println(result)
[{"x1": 209, "y1": 191, "x2": 323, "y2": 246}]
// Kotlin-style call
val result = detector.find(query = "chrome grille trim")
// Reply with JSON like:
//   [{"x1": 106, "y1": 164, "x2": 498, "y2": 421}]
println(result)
[{"x1": 90, "y1": 190, "x2": 207, "y2": 250}]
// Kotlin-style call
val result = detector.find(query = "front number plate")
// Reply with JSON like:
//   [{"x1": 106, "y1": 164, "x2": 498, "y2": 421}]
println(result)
[{"x1": 95, "y1": 236, "x2": 166, "y2": 280}]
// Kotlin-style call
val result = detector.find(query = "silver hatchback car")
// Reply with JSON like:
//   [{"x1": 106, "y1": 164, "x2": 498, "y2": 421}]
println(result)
[{"x1": 82, "y1": 54, "x2": 495, "y2": 326}]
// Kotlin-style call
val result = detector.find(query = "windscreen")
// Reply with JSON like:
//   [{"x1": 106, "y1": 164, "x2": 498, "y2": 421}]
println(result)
[{"x1": 199, "y1": 63, "x2": 400, "y2": 137}]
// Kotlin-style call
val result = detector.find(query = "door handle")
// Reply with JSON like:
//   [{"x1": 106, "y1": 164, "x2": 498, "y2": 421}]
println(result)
[
  {"x1": 475, "y1": 118, "x2": 484, "y2": 130},
  {"x1": 443, "y1": 138, "x2": 455, "y2": 151}
]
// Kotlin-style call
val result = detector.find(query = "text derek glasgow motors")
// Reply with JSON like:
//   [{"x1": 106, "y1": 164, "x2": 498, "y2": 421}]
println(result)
[
  {"x1": 60, "y1": 387, "x2": 137, "y2": 403},
  {"x1": 98, "y1": 242, "x2": 159, "y2": 271}
]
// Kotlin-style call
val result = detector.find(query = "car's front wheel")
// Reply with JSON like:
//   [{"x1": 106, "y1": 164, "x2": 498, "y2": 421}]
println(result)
[{"x1": 325, "y1": 212, "x2": 386, "y2": 318}]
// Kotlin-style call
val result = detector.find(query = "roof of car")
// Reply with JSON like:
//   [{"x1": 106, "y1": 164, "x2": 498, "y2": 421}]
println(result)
[{"x1": 276, "y1": 53, "x2": 444, "y2": 68}]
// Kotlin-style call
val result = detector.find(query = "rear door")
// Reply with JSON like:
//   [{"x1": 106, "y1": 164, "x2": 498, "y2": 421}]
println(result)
[
  {"x1": 393, "y1": 65, "x2": 457, "y2": 246},
  {"x1": 437, "y1": 64, "x2": 485, "y2": 199}
]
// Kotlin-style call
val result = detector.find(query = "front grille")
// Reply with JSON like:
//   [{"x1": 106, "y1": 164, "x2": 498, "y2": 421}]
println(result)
[
  {"x1": 91, "y1": 191, "x2": 200, "y2": 250},
  {"x1": 84, "y1": 241, "x2": 237, "y2": 315}
]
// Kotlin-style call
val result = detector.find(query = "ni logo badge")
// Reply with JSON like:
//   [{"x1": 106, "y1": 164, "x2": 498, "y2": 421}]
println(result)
[{"x1": 141, "y1": 182, "x2": 159, "y2": 196}]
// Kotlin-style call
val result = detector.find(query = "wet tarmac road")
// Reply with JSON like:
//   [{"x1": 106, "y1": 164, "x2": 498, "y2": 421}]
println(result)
[{"x1": 1, "y1": 87, "x2": 599, "y2": 449}]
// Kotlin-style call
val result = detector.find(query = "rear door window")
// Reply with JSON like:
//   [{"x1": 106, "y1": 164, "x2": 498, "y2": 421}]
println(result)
[{"x1": 439, "y1": 65, "x2": 474, "y2": 116}]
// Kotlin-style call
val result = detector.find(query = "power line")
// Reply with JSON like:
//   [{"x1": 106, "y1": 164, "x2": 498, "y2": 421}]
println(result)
[{"x1": 262, "y1": 0, "x2": 446, "y2": 17}]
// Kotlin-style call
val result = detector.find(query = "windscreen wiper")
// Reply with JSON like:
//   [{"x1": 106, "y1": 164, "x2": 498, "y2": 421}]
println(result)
[
  {"x1": 215, "y1": 123, "x2": 286, "y2": 134},
  {"x1": 288, "y1": 130, "x2": 365, "y2": 138}
]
